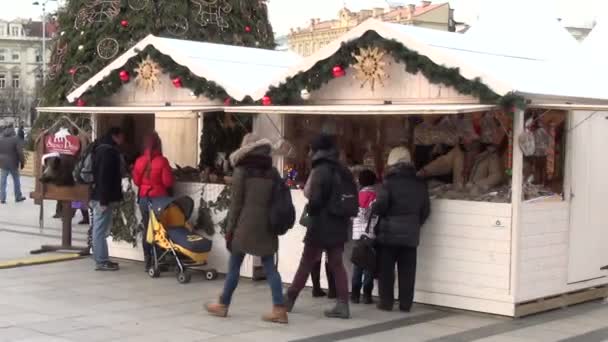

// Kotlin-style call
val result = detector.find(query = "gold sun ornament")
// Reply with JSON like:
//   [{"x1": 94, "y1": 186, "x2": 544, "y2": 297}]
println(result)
[
  {"x1": 134, "y1": 56, "x2": 161, "y2": 91},
  {"x1": 352, "y1": 47, "x2": 389, "y2": 91}
]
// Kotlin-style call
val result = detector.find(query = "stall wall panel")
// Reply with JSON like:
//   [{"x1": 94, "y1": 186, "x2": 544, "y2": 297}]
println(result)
[
  {"x1": 103, "y1": 74, "x2": 222, "y2": 106},
  {"x1": 309, "y1": 55, "x2": 480, "y2": 105},
  {"x1": 415, "y1": 200, "x2": 514, "y2": 306},
  {"x1": 155, "y1": 112, "x2": 199, "y2": 168},
  {"x1": 567, "y1": 111, "x2": 608, "y2": 284}
]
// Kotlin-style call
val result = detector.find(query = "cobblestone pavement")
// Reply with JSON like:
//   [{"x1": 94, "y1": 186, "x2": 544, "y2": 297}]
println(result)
[{"x1": 0, "y1": 178, "x2": 607, "y2": 341}]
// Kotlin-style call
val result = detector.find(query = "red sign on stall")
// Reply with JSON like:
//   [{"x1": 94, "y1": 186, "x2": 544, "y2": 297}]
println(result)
[{"x1": 44, "y1": 128, "x2": 81, "y2": 156}]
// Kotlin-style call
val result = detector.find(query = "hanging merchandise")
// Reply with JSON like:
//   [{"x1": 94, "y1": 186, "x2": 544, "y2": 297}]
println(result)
[
  {"x1": 546, "y1": 123, "x2": 557, "y2": 180},
  {"x1": 436, "y1": 116, "x2": 460, "y2": 146},
  {"x1": 533, "y1": 123, "x2": 551, "y2": 157},
  {"x1": 480, "y1": 112, "x2": 499, "y2": 144},
  {"x1": 352, "y1": 47, "x2": 388, "y2": 91},
  {"x1": 519, "y1": 118, "x2": 536, "y2": 157},
  {"x1": 191, "y1": 0, "x2": 233, "y2": 28},
  {"x1": 135, "y1": 56, "x2": 162, "y2": 91}
]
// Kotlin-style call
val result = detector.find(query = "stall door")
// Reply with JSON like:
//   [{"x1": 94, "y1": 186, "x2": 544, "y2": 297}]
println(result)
[
  {"x1": 568, "y1": 112, "x2": 608, "y2": 283},
  {"x1": 155, "y1": 112, "x2": 199, "y2": 168}
]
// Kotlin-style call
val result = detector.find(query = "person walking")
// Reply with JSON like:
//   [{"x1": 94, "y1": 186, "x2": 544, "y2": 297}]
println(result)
[
  {"x1": 132, "y1": 132, "x2": 174, "y2": 272},
  {"x1": 373, "y1": 147, "x2": 430, "y2": 312},
  {"x1": 17, "y1": 124, "x2": 25, "y2": 141},
  {"x1": 285, "y1": 134, "x2": 353, "y2": 319},
  {"x1": 0, "y1": 125, "x2": 26, "y2": 204},
  {"x1": 351, "y1": 169, "x2": 378, "y2": 305},
  {"x1": 205, "y1": 134, "x2": 288, "y2": 324},
  {"x1": 90, "y1": 127, "x2": 125, "y2": 271},
  {"x1": 310, "y1": 258, "x2": 335, "y2": 298}
]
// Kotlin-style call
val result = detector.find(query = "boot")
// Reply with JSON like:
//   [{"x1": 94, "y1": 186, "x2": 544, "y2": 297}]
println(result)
[
  {"x1": 261, "y1": 305, "x2": 288, "y2": 324},
  {"x1": 363, "y1": 293, "x2": 374, "y2": 305},
  {"x1": 311, "y1": 261, "x2": 326, "y2": 297},
  {"x1": 324, "y1": 301, "x2": 351, "y2": 319},
  {"x1": 284, "y1": 291, "x2": 297, "y2": 313},
  {"x1": 205, "y1": 302, "x2": 228, "y2": 318},
  {"x1": 325, "y1": 262, "x2": 336, "y2": 299},
  {"x1": 350, "y1": 292, "x2": 360, "y2": 304}
]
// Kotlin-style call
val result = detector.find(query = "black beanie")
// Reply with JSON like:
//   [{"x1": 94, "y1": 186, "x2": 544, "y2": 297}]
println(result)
[{"x1": 310, "y1": 134, "x2": 336, "y2": 152}]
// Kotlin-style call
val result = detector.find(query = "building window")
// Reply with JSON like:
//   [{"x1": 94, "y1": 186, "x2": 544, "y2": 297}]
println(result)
[
  {"x1": 11, "y1": 52, "x2": 19, "y2": 61},
  {"x1": 0, "y1": 49, "x2": 5, "y2": 62},
  {"x1": 0, "y1": 26, "x2": 5, "y2": 36},
  {"x1": 12, "y1": 74, "x2": 19, "y2": 88},
  {"x1": 35, "y1": 49, "x2": 42, "y2": 63},
  {"x1": 11, "y1": 26, "x2": 20, "y2": 36},
  {"x1": 0, "y1": 74, "x2": 5, "y2": 88}
]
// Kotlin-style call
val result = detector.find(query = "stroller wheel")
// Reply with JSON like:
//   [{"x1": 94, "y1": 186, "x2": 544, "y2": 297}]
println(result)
[
  {"x1": 177, "y1": 271, "x2": 191, "y2": 284},
  {"x1": 148, "y1": 267, "x2": 161, "y2": 278},
  {"x1": 205, "y1": 269, "x2": 218, "y2": 281}
]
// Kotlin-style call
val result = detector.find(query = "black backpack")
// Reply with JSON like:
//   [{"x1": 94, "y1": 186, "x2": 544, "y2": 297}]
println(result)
[
  {"x1": 327, "y1": 165, "x2": 359, "y2": 218},
  {"x1": 73, "y1": 142, "x2": 100, "y2": 184},
  {"x1": 269, "y1": 169, "x2": 296, "y2": 236}
]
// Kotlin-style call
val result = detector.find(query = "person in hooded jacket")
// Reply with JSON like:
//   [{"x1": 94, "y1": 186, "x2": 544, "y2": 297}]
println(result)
[
  {"x1": 206, "y1": 133, "x2": 288, "y2": 324},
  {"x1": 373, "y1": 146, "x2": 430, "y2": 312},
  {"x1": 132, "y1": 132, "x2": 174, "y2": 271},
  {"x1": 285, "y1": 134, "x2": 352, "y2": 319},
  {"x1": 0, "y1": 125, "x2": 26, "y2": 204}
]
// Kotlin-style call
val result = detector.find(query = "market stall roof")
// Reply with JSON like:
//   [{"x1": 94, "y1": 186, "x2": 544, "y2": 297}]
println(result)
[
  {"x1": 36, "y1": 105, "x2": 223, "y2": 114},
  {"x1": 266, "y1": 19, "x2": 608, "y2": 104},
  {"x1": 224, "y1": 104, "x2": 496, "y2": 115},
  {"x1": 66, "y1": 35, "x2": 301, "y2": 103}
]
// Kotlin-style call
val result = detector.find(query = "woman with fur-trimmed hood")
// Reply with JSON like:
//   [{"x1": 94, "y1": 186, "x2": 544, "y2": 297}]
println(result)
[{"x1": 206, "y1": 133, "x2": 288, "y2": 324}]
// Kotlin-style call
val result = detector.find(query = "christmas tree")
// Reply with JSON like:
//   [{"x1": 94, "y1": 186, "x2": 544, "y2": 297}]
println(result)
[{"x1": 36, "y1": 0, "x2": 275, "y2": 125}]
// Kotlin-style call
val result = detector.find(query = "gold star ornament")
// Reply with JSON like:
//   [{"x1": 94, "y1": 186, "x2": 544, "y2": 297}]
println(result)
[
  {"x1": 135, "y1": 56, "x2": 162, "y2": 91},
  {"x1": 352, "y1": 47, "x2": 388, "y2": 91}
]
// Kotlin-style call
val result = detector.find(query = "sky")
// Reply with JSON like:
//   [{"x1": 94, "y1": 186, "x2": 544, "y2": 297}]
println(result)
[{"x1": 1, "y1": 0, "x2": 606, "y2": 36}]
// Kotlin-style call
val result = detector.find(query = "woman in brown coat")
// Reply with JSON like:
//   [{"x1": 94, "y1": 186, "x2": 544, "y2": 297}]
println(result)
[{"x1": 205, "y1": 134, "x2": 287, "y2": 324}]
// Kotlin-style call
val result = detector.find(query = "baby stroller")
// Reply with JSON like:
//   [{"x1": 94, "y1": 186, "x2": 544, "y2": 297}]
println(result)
[{"x1": 146, "y1": 196, "x2": 217, "y2": 284}]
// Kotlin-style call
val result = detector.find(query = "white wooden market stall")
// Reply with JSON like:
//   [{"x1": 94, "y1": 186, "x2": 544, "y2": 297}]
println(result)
[{"x1": 36, "y1": 19, "x2": 608, "y2": 317}]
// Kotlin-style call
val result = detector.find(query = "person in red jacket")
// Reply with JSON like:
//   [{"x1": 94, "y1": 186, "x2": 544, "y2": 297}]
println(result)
[{"x1": 132, "y1": 132, "x2": 174, "y2": 271}]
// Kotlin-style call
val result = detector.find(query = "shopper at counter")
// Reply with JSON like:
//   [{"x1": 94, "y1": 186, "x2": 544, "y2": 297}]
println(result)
[
  {"x1": 132, "y1": 132, "x2": 174, "y2": 272},
  {"x1": 373, "y1": 147, "x2": 430, "y2": 312},
  {"x1": 285, "y1": 134, "x2": 353, "y2": 319}
]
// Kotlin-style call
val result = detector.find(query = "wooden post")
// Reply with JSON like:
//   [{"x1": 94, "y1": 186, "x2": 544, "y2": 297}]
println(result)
[
  {"x1": 61, "y1": 200, "x2": 73, "y2": 247},
  {"x1": 510, "y1": 107, "x2": 525, "y2": 304}
]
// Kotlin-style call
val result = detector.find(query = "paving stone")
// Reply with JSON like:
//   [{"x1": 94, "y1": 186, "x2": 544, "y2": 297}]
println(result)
[{"x1": 0, "y1": 327, "x2": 50, "y2": 342}]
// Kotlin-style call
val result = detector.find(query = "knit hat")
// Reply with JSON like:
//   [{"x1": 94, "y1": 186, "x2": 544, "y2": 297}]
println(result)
[
  {"x1": 387, "y1": 146, "x2": 412, "y2": 167},
  {"x1": 310, "y1": 134, "x2": 336, "y2": 152}
]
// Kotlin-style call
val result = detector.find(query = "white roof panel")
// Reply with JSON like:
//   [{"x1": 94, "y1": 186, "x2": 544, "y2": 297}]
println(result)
[{"x1": 66, "y1": 35, "x2": 301, "y2": 103}]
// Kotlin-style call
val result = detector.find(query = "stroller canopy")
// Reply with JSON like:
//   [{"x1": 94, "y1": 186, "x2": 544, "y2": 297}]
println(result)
[{"x1": 152, "y1": 196, "x2": 195, "y2": 220}]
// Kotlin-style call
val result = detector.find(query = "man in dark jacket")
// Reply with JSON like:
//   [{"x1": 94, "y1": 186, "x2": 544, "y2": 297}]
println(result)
[
  {"x1": 0, "y1": 125, "x2": 26, "y2": 204},
  {"x1": 285, "y1": 134, "x2": 353, "y2": 319},
  {"x1": 90, "y1": 127, "x2": 125, "y2": 271},
  {"x1": 373, "y1": 146, "x2": 430, "y2": 312}
]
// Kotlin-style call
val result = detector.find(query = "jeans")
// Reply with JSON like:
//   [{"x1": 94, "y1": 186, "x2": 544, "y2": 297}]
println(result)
[
  {"x1": 221, "y1": 252, "x2": 284, "y2": 306},
  {"x1": 352, "y1": 264, "x2": 374, "y2": 296},
  {"x1": 91, "y1": 200, "x2": 113, "y2": 265},
  {"x1": 377, "y1": 244, "x2": 417, "y2": 311},
  {"x1": 287, "y1": 243, "x2": 349, "y2": 302},
  {"x1": 0, "y1": 168, "x2": 22, "y2": 202}
]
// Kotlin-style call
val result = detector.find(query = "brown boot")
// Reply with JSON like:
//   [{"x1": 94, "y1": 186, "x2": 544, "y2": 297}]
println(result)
[
  {"x1": 262, "y1": 305, "x2": 288, "y2": 324},
  {"x1": 205, "y1": 302, "x2": 228, "y2": 318}
]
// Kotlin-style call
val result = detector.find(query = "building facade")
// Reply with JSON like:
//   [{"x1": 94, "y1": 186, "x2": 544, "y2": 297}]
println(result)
[
  {"x1": 0, "y1": 19, "x2": 55, "y2": 126},
  {"x1": 288, "y1": 1, "x2": 453, "y2": 56}
]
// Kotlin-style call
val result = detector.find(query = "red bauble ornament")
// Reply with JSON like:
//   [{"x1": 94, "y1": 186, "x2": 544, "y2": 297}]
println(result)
[
  {"x1": 69, "y1": 68, "x2": 77, "y2": 75},
  {"x1": 224, "y1": 97, "x2": 232, "y2": 106},
  {"x1": 262, "y1": 95, "x2": 272, "y2": 106},
  {"x1": 332, "y1": 65, "x2": 345, "y2": 78},
  {"x1": 119, "y1": 70, "x2": 130, "y2": 82},
  {"x1": 76, "y1": 98, "x2": 86, "y2": 107},
  {"x1": 171, "y1": 77, "x2": 182, "y2": 88},
  {"x1": 245, "y1": 26, "x2": 252, "y2": 33},
  {"x1": 121, "y1": 20, "x2": 129, "y2": 27}
]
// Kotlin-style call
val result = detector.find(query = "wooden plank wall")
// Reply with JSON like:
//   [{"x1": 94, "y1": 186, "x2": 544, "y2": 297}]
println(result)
[{"x1": 414, "y1": 200, "x2": 514, "y2": 313}]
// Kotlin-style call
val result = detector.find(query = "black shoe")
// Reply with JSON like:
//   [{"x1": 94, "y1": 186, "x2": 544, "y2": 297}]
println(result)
[
  {"x1": 350, "y1": 293, "x2": 360, "y2": 304},
  {"x1": 284, "y1": 291, "x2": 297, "y2": 313},
  {"x1": 312, "y1": 288, "x2": 327, "y2": 298},
  {"x1": 96, "y1": 262, "x2": 119, "y2": 271},
  {"x1": 53, "y1": 214, "x2": 61, "y2": 219},
  {"x1": 377, "y1": 303, "x2": 393, "y2": 311},
  {"x1": 399, "y1": 306, "x2": 411, "y2": 313},
  {"x1": 324, "y1": 301, "x2": 351, "y2": 319},
  {"x1": 327, "y1": 291, "x2": 337, "y2": 299},
  {"x1": 78, "y1": 219, "x2": 90, "y2": 225},
  {"x1": 363, "y1": 294, "x2": 374, "y2": 305},
  {"x1": 16, "y1": 197, "x2": 26, "y2": 203}
]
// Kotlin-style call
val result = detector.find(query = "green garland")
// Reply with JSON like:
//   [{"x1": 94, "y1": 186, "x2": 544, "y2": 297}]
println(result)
[
  {"x1": 111, "y1": 185, "x2": 139, "y2": 246},
  {"x1": 266, "y1": 31, "x2": 525, "y2": 110}
]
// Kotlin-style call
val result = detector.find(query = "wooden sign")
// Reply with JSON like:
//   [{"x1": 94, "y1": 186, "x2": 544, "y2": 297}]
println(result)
[{"x1": 44, "y1": 128, "x2": 81, "y2": 156}]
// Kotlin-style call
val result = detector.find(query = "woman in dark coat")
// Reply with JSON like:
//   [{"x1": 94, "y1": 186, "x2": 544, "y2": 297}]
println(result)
[
  {"x1": 206, "y1": 134, "x2": 287, "y2": 324},
  {"x1": 373, "y1": 146, "x2": 431, "y2": 312},
  {"x1": 285, "y1": 134, "x2": 352, "y2": 319}
]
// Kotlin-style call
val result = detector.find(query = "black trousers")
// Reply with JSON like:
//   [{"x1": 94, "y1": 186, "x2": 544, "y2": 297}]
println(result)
[
  {"x1": 311, "y1": 257, "x2": 335, "y2": 295},
  {"x1": 377, "y1": 244, "x2": 417, "y2": 311}
]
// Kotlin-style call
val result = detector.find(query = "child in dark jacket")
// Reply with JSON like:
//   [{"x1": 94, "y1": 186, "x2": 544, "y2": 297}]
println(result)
[{"x1": 351, "y1": 169, "x2": 377, "y2": 304}]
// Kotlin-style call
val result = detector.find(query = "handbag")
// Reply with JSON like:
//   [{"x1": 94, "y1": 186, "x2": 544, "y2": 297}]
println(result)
[
  {"x1": 350, "y1": 213, "x2": 378, "y2": 276},
  {"x1": 299, "y1": 204, "x2": 311, "y2": 228}
]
